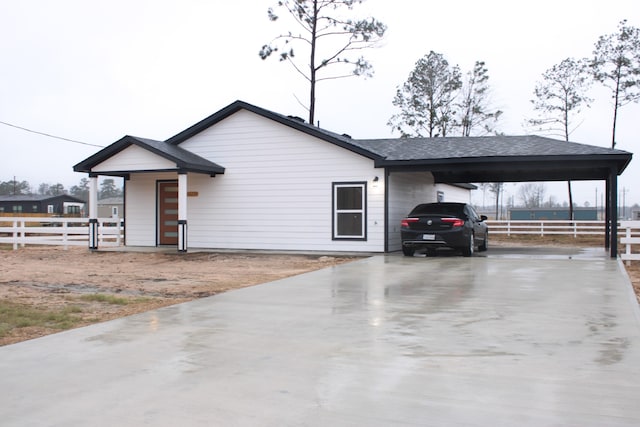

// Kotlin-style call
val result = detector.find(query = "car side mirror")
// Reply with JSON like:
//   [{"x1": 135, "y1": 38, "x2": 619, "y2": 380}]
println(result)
[{"x1": 480, "y1": 215, "x2": 488, "y2": 221}]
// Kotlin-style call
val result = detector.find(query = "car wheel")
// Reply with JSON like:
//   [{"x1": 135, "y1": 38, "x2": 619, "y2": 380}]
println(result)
[
  {"x1": 462, "y1": 233, "x2": 474, "y2": 257},
  {"x1": 478, "y1": 231, "x2": 488, "y2": 252},
  {"x1": 402, "y1": 246, "x2": 415, "y2": 257}
]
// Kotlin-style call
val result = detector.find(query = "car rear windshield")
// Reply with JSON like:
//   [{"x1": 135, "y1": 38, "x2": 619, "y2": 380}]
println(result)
[{"x1": 410, "y1": 204, "x2": 464, "y2": 216}]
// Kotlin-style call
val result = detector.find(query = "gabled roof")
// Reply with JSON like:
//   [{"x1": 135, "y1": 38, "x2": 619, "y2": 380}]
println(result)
[
  {"x1": 73, "y1": 135, "x2": 225, "y2": 176},
  {"x1": 166, "y1": 100, "x2": 382, "y2": 161},
  {"x1": 73, "y1": 100, "x2": 632, "y2": 184}
]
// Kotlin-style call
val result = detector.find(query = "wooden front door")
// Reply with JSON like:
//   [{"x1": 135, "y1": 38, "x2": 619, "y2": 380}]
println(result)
[{"x1": 158, "y1": 181, "x2": 178, "y2": 245}]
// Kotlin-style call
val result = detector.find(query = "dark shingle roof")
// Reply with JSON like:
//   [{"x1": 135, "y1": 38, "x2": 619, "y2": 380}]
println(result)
[
  {"x1": 73, "y1": 100, "x2": 632, "y2": 183},
  {"x1": 347, "y1": 135, "x2": 630, "y2": 161},
  {"x1": 73, "y1": 136, "x2": 225, "y2": 176},
  {"x1": 0, "y1": 194, "x2": 85, "y2": 203}
]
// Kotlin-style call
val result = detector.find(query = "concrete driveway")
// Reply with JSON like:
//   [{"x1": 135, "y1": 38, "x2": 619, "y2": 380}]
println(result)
[{"x1": 1, "y1": 248, "x2": 640, "y2": 426}]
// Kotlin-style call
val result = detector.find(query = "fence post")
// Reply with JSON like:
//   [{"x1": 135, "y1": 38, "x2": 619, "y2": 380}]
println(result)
[
  {"x1": 574, "y1": 222, "x2": 577, "y2": 238},
  {"x1": 541, "y1": 221, "x2": 544, "y2": 237},
  {"x1": 12, "y1": 219, "x2": 17, "y2": 250},
  {"x1": 626, "y1": 225, "x2": 632, "y2": 267},
  {"x1": 20, "y1": 219, "x2": 25, "y2": 248},
  {"x1": 507, "y1": 220, "x2": 511, "y2": 237},
  {"x1": 116, "y1": 217, "x2": 122, "y2": 246},
  {"x1": 62, "y1": 219, "x2": 68, "y2": 250}
]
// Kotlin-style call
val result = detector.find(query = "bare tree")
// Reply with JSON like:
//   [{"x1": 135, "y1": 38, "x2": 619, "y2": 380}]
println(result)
[
  {"x1": 527, "y1": 57, "x2": 592, "y2": 220},
  {"x1": 259, "y1": 0, "x2": 386, "y2": 125},
  {"x1": 518, "y1": 183, "x2": 547, "y2": 208},
  {"x1": 487, "y1": 182, "x2": 503, "y2": 220},
  {"x1": 591, "y1": 19, "x2": 640, "y2": 148},
  {"x1": 458, "y1": 61, "x2": 502, "y2": 136}
]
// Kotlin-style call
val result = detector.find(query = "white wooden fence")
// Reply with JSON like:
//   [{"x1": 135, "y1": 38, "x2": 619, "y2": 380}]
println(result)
[
  {"x1": 488, "y1": 220, "x2": 640, "y2": 263},
  {"x1": 1, "y1": 218, "x2": 639, "y2": 261},
  {"x1": 487, "y1": 220, "x2": 605, "y2": 237},
  {"x1": 0, "y1": 217, "x2": 123, "y2": 250},
  {"x1": 620, "y1": 221, "x2": 640, "y2": 263}
]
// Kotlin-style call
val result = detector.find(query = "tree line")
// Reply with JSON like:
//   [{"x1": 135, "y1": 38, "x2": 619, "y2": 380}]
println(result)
[
  {"x1": 0, "y1": 178, "x2": 123, "y2": 201},
  {"x1": 260, "y1": 1, "x2": 639, "y2": 143}
]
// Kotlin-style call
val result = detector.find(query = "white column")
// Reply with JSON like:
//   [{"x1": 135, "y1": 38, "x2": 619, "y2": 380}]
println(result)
[
  {"x1": 178, "y1": 173, "x2": 188, "y2": 252},
  {"x1": 88, "y1": 175, "x2": 99, "y2": 250}
]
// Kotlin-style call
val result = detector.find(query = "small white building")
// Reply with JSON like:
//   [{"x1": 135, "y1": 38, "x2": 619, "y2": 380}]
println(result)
[{"x1": 74, "y1": 100, "x2": 632, "y2": 254}]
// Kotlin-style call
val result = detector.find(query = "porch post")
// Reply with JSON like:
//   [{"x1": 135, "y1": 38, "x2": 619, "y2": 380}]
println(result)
[
  {"x1": 178, "y1": 172, "x2": 188, "y2": 253},
  {"x1": 609, "y1": 167, "x2": 618, "y2": 258},
  {"x1": 88, "y1": 174, "x2": 99, "y2": 250}
]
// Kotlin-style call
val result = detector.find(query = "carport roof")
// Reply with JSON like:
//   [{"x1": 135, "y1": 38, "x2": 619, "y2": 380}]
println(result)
[
  {"x1": 344, "y1": 135, "x2": 632, "y2": 183},
  {"x1": 161, "y1": 100, "x2": 631, "y2": 184}
]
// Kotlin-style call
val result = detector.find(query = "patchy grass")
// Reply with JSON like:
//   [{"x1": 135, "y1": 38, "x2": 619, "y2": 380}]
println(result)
[
  {"x1": 0, "y1": 300, "x2": 84, "y2": 339},
  {"x1": 78, "y1": 294, "x2": 131, "y2": 305}
]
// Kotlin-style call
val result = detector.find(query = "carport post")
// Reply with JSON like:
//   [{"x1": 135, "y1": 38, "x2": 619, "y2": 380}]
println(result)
[
  {"x1": 609, "y1": 168, "x2": 618, "y2": 258},
  {"x1": 605, "y1": 178, "x2": 610, "y2": 250}
]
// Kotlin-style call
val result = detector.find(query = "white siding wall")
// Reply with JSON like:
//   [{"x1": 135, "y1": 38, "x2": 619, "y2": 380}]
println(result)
[
  {"x1": 435, "y1": 184, "x2": 472, "y2": 203},
  {"x1": 93, "y1": 145, "x2": 176, "y2": 173},
  {"x1": 125, "y1": 172, "x2": 176, "y2": 246},
  {"x1": 177, "y1": 110, "x2": 385, "y2": 252},
  {"x1": 387, "y1": 172, "x2": 436, "y2": 252}
]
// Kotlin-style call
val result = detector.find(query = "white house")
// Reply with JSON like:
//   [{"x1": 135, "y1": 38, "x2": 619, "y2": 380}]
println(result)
[{"x1": 74, "y1": 100, "x2": 632, "y2": 255}]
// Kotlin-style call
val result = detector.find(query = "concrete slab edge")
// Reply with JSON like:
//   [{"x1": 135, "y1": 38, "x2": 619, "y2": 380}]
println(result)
[{"x1": 617, "y1": 258, "x2": 640, "y2": 326}]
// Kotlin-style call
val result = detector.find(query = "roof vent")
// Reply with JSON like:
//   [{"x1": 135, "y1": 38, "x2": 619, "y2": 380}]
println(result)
[
  {"x1": 287, "y1": 115, "x2": 305, "y2": 123},
  {"x1": 342, "y1": 133, "x2": 352, "y2": 139}
]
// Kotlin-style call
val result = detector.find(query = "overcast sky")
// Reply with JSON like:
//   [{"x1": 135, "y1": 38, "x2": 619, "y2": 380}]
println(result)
[{"x1": 1, "y1": 0, "x2": 639, "y2": 210}]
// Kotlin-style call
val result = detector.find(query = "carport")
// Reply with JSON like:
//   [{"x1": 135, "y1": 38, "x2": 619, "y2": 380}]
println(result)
[{"x1": 349, "y1": 135, "x2": 633, "y2": 257}]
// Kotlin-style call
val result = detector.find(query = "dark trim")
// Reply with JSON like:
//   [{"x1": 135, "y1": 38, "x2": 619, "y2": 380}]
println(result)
[
  {"x1": 88, "y1": 218, "x2": 98, "y2": 250},
  {"x1": 331, "y1": 181, "x2": 367, "y2": 241},
  {"x1": 609, "y1": 168, "x2": 618, "y2": 258},
  {"x1": 384, "y1": 168, "x2": 390, "y2": 253},
  {"x1": 122, "y1": 179, "x2": 127, "y2": 246},
  {"x1": 73, "y1": 135, "x2": 225, "y2": 176},
  {"x1": 605, "y1": 177, "x2": 611, "y2": 249},
  {"x1": 178, "y1": 219, "x2": 188, "y2": 253}
]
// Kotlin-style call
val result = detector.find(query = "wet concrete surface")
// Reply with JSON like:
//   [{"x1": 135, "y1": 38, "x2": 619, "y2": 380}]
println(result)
[{"x1": 1, "y1": 248, "x2": 640, "y2": 426}]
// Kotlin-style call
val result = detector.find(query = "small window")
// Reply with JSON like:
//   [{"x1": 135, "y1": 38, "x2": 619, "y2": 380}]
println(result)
[
  {"x1": 47, "y1": 205, "x2": 54, "y2": 214},
  {"x1": 333, "y1": 182, "x2": 366, "y2": 240},
  {"x1": 67, "y1": 206, "x2": 80, "y2": 215},
  {"x1": 12, "y1": 205, "x2": 23, "y2": 213},
  {"x1": 33, "y1": 205, "x2": 38, "y2": 212},
  {"x1": 111, "y1": 206, "x2": 119, "y2": 217}
]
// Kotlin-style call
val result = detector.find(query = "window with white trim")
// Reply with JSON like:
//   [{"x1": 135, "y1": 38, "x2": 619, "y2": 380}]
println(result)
[{"x1": 333, "y1": 182, "x2": 366, "y2": 240}]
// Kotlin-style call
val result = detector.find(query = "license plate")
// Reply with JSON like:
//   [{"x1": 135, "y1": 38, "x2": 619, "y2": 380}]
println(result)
[{"x1": 422, "y1": 234, "x2": 435, "y2": 240}]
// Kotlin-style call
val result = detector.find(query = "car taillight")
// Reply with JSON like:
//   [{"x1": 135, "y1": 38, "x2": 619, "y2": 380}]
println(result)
[
  {"x1": 401, "y1": 218, "x2": 419, "y2": 227},
  {"x1": 441, "y1": 217, "x2": 464, "y2": 227}
]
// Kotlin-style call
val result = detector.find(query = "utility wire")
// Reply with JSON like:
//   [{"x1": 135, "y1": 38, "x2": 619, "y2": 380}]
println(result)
[{"x1": 0, "y1": 119, "x2": 105, "y2": 148}]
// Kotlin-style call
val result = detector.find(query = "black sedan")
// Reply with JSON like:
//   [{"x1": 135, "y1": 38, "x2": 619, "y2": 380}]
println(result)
[{"x1": 401, "y1": 202, "x2": 488, "y2": 257}]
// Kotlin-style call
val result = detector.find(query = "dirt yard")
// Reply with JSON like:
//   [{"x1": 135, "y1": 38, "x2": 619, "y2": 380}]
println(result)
[
  {"x1": 2, "y1": 243, "x2": 639, "y2": 347},
  {"x1": 0, "y1": 247, "x2": 358, "y2": 346}
]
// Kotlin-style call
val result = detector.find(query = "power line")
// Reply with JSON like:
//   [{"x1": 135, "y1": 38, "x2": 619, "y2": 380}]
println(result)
[{"x1": 0, "y1": 119, "x2": 105, "y2": 148}]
